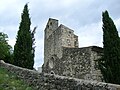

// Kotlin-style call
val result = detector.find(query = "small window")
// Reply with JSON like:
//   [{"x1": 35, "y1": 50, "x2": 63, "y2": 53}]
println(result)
[
  {"x1": 50, "y1": 22, "x2": 52, "y2": 25},
  {"x1": 69, "y1": 31, "x2": 71, "y2": 34},
  {"x1": 49, "y1": 59, "x2": 54, "y2": 69},
  {"x1": 68, "y1": 31, "x2": 72, "y2": 37}
]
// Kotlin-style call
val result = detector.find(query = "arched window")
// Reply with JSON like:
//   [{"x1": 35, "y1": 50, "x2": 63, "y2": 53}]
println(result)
[{"x1": 49, "y1": 57, "x2": 54, "y2": 69}]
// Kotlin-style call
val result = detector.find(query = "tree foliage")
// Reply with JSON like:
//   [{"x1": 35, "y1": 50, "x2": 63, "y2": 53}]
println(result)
[
  {"x1": 99, "y1": 10, "x2": 120, "y2": 84},
  {"x1": 14, "y1": 4, "x2": 35, "y2": 69},
  {"x1": 0, "y1": 32, "x2": 13, "y2": 63}
]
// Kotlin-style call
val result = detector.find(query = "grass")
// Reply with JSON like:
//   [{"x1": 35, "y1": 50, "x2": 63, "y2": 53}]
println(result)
[{"x1": 0, "y1": 67, "x2": 36, "y2": 90}]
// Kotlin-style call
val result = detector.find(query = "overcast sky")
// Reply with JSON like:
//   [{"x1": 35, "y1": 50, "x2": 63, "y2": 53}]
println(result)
[{"x1": 0, "y1": 0, "x2": 120, "y2": 69}]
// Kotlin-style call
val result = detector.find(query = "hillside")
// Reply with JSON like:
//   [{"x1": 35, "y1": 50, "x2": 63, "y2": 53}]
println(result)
[{"x1": 0, "y1": 67, "x2": 35, "y2": 90}]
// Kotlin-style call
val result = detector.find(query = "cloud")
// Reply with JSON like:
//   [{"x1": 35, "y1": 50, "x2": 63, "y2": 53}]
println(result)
[{"x1": 76, "y1": 22, "x2": 103, "y2": 47}]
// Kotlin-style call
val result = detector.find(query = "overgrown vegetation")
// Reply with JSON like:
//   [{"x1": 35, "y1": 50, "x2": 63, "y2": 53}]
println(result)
[
  {"x1": 0, "y1": 67, "x2": 35, "y2": 90},
  {"x1": 98, "y1": 10, "x2": 120, "y2": 84},
  {"x1": 0, "y1": 32, "x2": 13, "y2": 64},
  {"x1": 14, "y1": 4, "x2": 35, "y2": 69}
]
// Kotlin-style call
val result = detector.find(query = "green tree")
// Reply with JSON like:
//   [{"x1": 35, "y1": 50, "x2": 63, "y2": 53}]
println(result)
[
  {"x1": 99, "y1": 10, "x2": 120, "y2": 84},
  {"x1": 0, "y1": 32, "x2": 13, "y2": 63},
  {"x1": 14, "y1": 4, "x2": 35, "y2": 69}
]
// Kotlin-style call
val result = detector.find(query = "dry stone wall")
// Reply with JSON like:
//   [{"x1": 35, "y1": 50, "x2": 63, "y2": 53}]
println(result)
[{"x1": 0, "y1": 60, "x2": 120, "y2": 90}]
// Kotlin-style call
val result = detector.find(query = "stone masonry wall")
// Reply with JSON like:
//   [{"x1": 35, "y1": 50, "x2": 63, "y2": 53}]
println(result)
[
  {"x1": 60, "y1": 24, "x2": 79, "y2": 48},
  {"x1": 44, "y1": 46, "x2": 103, "y2": 82},
  {"x1": 0, "y1": 60, "x2": 120, "y2": 90},
  {"x1": 44, "y1": 18, "x2": 58, "y2": 67}
]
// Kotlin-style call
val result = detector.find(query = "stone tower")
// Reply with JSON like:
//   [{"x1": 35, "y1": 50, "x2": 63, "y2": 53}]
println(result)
[
  {"x1": 43, "y1": 18, "x2": 79, "y2": 71},
  {"x1": 43, "y1": 18, "x2": 103, "y2": 82},
  {"x1": 44, "y1": 18, "x2": 58, "y2": 67}
]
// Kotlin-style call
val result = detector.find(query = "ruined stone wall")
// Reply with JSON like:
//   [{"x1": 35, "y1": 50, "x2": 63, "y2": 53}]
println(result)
[
  {"x1": 89, "y1": 47, "x2": 103, "y2": 81},
  {"x1": 0, "y1": 60, "x2": 120, "y2": 90},
  {"x1": 44, "y1": 46, "x2": 103, "y2": 82},
  {"x1": 60, "y1": 24, "x2": 79, "y2": 48}
]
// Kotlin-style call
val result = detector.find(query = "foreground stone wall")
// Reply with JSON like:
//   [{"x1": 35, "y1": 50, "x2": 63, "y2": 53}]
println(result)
[{"x1": 0, "y1": 60, "x2": 120, "y2": 90}]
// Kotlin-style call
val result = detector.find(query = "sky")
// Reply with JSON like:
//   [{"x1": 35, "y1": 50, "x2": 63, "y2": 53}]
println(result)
[{"x1": 0, "y1": 0, "x2": 120, "y2": 69}]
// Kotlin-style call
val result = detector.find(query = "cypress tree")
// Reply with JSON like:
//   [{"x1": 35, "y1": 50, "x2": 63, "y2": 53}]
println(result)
[
  {"x1": 99, "y1": 10, "x2": 120, "y2": 84},
  {"x1": 14, "y1": 4, "x2": 34, "y2": 69}
]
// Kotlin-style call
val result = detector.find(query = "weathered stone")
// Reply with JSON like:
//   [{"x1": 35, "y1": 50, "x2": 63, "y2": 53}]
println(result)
[
  {"x1": 1, "y1": 60, "x2": 120, "y2": 90},
  {"x1": 43, "y1": 18, "x2": 103, "y2": 81}
]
